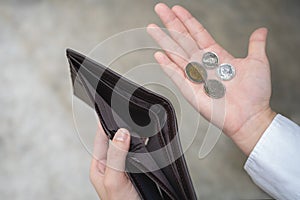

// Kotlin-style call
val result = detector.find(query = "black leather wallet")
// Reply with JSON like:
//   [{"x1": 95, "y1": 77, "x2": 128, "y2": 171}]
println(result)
[{"x1": 66, "y1": 49, "x2": 197, "y2": 200}]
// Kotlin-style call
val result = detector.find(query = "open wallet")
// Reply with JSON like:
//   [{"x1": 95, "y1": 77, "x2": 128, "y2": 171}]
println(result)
[{"x1": 66, "y1": 48, "x2": 197, "y2": 200}]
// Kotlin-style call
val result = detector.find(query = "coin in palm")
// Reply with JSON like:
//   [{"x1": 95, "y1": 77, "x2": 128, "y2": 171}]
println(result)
[
  {"x1": 202, "y1": 52, "x2": 219, "y2": 69},
  {"x1": 204, "y1": 79, "x2": 226, "y2": 99},
  {"x1": 185, "y1": 62, "x2": 207, "y2": 83},
  {"x1": 217, "y1": 63, "x2": 235, "y2": 81}
]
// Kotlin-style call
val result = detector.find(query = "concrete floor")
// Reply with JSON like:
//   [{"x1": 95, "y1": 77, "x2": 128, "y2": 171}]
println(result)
[{"x1": 0, "y1": 0, "x2": 299, "y2": 199}]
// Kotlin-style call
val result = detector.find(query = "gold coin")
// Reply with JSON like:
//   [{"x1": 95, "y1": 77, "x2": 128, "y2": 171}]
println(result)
[{"x1": 185, "y1": 62, "x2": 207, "y2": 83}]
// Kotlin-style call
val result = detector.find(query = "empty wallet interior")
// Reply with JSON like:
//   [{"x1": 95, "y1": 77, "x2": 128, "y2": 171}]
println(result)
[{"x1": 66, "y1": 48, "x2": 197, "y2": 200}]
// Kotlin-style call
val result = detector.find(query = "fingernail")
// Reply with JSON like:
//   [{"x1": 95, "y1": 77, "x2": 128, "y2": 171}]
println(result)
[{"x1": 114, "y1": 128, "x2": 129, "y2": 142}]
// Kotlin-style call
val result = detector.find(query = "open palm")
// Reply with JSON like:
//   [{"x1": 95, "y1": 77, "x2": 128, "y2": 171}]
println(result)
[{"x1": 147, "y1": 3, "x2": 275, "y2": 155}]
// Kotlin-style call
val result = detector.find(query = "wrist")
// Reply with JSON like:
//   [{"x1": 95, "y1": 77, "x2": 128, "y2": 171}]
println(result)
[{"x1": 230, "y1": 107, "x2": 276, "y2": 156}]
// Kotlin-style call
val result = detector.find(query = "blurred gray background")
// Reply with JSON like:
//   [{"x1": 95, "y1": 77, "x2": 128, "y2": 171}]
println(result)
[{"x1": 0, "y1": 0, "x2": 299, "y2": 199}]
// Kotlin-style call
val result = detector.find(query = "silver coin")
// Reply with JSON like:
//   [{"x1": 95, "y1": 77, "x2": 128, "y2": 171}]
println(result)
[
  {"x1": 217, "y1": 63, "x2": 236, "y2": 81},
  {"x1": 202, "y1": 52, "x2": 219, "y2": 69},
  {"x1": 185, "y1": 62, "x2": 207, "y2": 83},
  {"x1": 204, "y1": 79, "x2": 226, "y2": 99}
]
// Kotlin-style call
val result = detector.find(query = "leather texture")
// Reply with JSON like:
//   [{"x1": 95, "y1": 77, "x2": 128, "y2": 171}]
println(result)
[{"x1": 66, "y1": 48, "x2": 197, "y2": 200}]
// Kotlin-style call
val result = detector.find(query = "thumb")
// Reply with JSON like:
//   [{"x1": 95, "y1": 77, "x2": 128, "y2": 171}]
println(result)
[
  {"x1": 247, "y1": 27, "x2": 268, "y2": 62},
  {"x1": 104, "y1": 128, "x2": 130, "y2": 189}
]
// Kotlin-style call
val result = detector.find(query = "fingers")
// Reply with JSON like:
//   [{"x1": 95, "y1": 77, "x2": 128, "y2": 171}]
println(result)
[
  {"x1": 171, "y1": 5, "x2": 217, "y2": 50},
  {"x1": 90, "y1": 124, "x2": 109, "y2": 200},
  {"x1": 172, "y1": 5, "x2": 233, "y2": 60},
  {"x1": 247, "y1": 27, "x2": 268, "y2": 62},
  {"x1": 93, "y1": 124, "x2": 109, "y2": 161},
  {"x1": 154, "y1": 51, "x2": 186, "y2": 85},
  {"x1": 154, "y1": 51, "x2": 210, "y2": 109},
  {"x1": 90, "y1": 124, "x2": 109, "y2": 177},
  {"x1": 90, "y1": 128, "x2": 139, "y2": 199},
  {"x1": 147, "y1": 24, "x2": 189, "y2": 68},
  {"x1": 104, "y1": 128, "x2": 130, "y2": 190},
  {"x1": 150, "y1": 3, "x2": 234, "y2": 64},
  {"x1": 154, "y1": 3, "x2": 199, "y2": 56},
  {"x1": 154, "y1": 51, "x2": 191, "y2": 99}
]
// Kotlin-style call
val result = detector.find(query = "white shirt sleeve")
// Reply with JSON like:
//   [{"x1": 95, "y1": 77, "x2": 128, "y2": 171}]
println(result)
[{"x1": 244, "y1": 114, "x2": 300, "y2": 200}]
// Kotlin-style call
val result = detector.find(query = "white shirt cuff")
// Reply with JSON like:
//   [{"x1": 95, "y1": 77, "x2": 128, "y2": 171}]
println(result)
[{"x1": 244, "y1": 114, "x2": 300, "y2": 200}]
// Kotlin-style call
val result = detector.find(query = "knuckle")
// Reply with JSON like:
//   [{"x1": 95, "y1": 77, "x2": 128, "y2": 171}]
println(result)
[{"x1": 173, "y1": 30, "x2": 189, "y2": 41}]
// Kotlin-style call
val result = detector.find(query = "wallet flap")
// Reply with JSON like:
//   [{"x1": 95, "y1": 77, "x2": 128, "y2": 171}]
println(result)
[{"x1": 66, "y1": 49, "x2": 197, "y2": 200}]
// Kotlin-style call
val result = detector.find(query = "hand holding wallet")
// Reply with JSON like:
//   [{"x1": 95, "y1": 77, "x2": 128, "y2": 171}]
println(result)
[{"x1": 66, "y1": 49, "x2": 197, "y2": 200}]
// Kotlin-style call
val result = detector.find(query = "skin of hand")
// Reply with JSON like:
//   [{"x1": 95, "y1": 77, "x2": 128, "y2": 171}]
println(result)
[
  {"x1": 147, "y1": 3, "x2": 276, "y2": 155},
  {"x1": 89, "y1": 3, "x2": 277, "y2": 198},
  {"x1": 90, "y1": 126, "x2": 140, "y2": 200}
]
